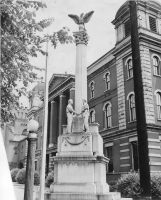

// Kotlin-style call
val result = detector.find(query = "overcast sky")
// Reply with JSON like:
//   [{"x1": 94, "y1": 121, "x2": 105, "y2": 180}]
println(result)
[
  {"x1": 31, "y1": 0, "x2": 126, "y2": 79},
  {"x1": 20, "y1": 0, "x2": 126, "y2": 106}
]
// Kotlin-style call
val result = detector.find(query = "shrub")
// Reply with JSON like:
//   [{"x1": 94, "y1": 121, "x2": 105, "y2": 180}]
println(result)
[
  {"x1": 34, "y1": 171, "x2": 40, "y2": 186},
  {"x1": 11, "y1": 168, "x2": 19, "y2": 182},
  {"x1": 45, "y1": 171, "x2": 54, "y2": 187},
  {"x1": 117, "y1": 172, "x2": 140, "y2": 198},
  {"x1": 16, "y1": 168, "x2": 26, "y2": 184},
  {"x1": 151, "y1": 173, "x2": 161, "y2": 198},
  {"x1": 117, "y1": 172, "x2": 161, "y2": 198},
  {"x1": 16, "y1": 168, "x2": 40, "y2": 185},
  {"x1": 109, "y1": 180, "x2": 118, "y2": 192}
]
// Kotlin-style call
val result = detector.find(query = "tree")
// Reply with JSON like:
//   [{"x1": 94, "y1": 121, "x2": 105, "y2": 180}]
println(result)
[{"x1": 1, "y1": 0, "x2": 73, "y2": 123}]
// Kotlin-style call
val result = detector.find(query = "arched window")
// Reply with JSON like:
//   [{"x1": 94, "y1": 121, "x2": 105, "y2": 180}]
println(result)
[
  {"x1": 126, "y1": 58, "x2": 133, "y2": 79},
  {"x1": 89, "y1": 109, "x2": 95, "y2": 123},
  {"x1": 156, "y1": 91, "x2": 161, "y2": 119},
  {"x1": 128, "y1": 93, "x2": 136, "y2": 122},
  {"x1": 153, "y1": 56, "x2": 161, "y2": 76},
  {"x1": 103, "y1": 102, "x2": 112, "y2": 128},
  {"x1": 104, "y1": 72, "x2": 110, "y2": 90},
  {"x1": 89, "y1": 81, "x2": 95, "y2": 99}
]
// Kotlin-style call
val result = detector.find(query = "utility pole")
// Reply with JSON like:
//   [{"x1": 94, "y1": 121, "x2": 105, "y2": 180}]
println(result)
[
  {"x1": 129, "y1": 1, "x2": 151, "y2": 198},
  {"x1": 39, "y1": 37, "x2": 49, "y2": 200}
]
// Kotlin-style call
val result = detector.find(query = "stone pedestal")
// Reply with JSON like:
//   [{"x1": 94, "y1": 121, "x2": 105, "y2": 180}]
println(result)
[{"x1": 49, "y1": 121, "x2": 121, "y2": 200}]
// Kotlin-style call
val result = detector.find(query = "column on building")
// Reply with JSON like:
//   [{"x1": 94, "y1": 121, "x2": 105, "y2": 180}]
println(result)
[
  {"x1": 58, "y1": 94, "x2": 67, "y2": 136},
  {"x1": 47, "y1": 102, "x2": 51, "y2": 147},
  {"x1": 49, "y1": 100, "x2": 58, "y2": 147},
  {"x1": 70, "y1": 87, "x2": 75, "y2": 108}
]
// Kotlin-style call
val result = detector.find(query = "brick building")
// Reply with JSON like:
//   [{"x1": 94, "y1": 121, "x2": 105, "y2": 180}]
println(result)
[{"x1": 87, "y1": 0, "x2": 161, "y2": 175}]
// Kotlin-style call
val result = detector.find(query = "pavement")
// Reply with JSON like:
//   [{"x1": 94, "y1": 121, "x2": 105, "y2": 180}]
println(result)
[{"x1": 13, "y1": 183, "x2": 133, "y2": 200}]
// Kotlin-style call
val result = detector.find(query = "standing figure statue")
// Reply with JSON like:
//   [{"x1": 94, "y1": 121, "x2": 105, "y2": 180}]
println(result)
[
  {"x1": 81, "y1": 99, "x2": 89, "y2": 132},
  {"x1": 68, "y1": 11, "x2": 94, "y2": 31},
  {"x1": 66, "y1": 99, "x2": 75, "y2": 133}
]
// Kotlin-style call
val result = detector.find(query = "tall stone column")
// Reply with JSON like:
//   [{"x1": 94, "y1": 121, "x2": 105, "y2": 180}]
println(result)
[
  {"x1": 73, "y1": 31, "x2": 88, "y2": 114},
  {"x1": 58, "y1": 94, "x2": 66, "y2": 136},
  {"x1": 70, "y1": 87, "x2": 75, "y2": 107},
  {"x1": 49, "y1": 101, "x2": 58, "y2": 147}
]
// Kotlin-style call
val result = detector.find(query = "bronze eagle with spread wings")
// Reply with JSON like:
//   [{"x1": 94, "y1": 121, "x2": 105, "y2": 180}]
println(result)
[{"x1": 68, "y1": 11, "x2": 94, "y2": 31}]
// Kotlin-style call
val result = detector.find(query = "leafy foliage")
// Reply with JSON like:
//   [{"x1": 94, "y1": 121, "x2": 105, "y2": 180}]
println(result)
[
  {"x1": 11, "y1": 168, "x2": 20, "y2": 182},
  {"x1": 34, "y1": 171, "x2": 40, "y2": 185},
  {"x1": 15, "y1": 168, "x2": 40, "y2": 185},
  {"x1": 45, "y1": 171, "x2": 54, "y2": 187},
  {"x1": 117, "y1": 172, "x2": 141, "y2": 197},
  {"x1": 1, "y1": 0, "x2": 73, "y2": 123},
  {"x1": 116, "y1": 172, "x2": 161, "y2": 198},
  {"x1": 16, "y1": 168, "x2": 26, "y2": 184}
]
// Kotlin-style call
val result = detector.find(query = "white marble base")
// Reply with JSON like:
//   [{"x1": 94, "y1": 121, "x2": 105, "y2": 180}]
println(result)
[
  {"x1": 50, "y1": 122, "x2": 121, "y2": 199},
  {"x1": 44, "y1": 192, "x2": 121, "y2": 200}
]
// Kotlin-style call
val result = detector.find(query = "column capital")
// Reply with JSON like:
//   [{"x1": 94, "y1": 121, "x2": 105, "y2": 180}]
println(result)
[
  {"x1": 51, "y1": 100, "x2": 56, "y2": 104},
  {"x1": 73, "y1": 31, "x2": 88, "y2": 46},
  {"x1": 59, "y1": 94, "x2": 66, "y2": 98},
  {"x1": 70, "y1": 87, "x2": 75, "y2": 91}
]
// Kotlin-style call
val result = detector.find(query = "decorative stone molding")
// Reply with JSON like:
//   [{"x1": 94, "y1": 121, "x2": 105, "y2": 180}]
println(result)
[
  {"x1": 116, "y1": 58, "x2": 126, "y2": 130},
  {"x1": 73, "y1": 31, "x2": 88, "y2": 45},
  {"x1": 140, "y1": 46, "x2": 155, "y2": 124}
]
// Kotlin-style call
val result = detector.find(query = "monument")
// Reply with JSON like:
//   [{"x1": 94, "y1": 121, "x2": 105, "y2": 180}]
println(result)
[{"x1": 49, "y1": 11, "x2": 121, "y2": 200}]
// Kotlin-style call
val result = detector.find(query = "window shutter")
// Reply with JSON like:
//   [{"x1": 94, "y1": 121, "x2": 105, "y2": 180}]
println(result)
[{"x1": 149, "y1": 16, "x2": 157, "y2": 32}]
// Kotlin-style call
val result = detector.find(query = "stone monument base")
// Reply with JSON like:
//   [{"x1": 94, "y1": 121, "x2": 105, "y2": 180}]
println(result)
[
  {"x1": 49, "y1": 121, "x2": 121, "y2": 200},
  {"x1": 45, "y1": 192, "x2": 121, "y2": 200}
]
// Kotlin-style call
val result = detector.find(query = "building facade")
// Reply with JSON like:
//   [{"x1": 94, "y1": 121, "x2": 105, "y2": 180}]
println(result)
[{"x1": 87, "y1": 0, "x2": 161, "y2": 175}]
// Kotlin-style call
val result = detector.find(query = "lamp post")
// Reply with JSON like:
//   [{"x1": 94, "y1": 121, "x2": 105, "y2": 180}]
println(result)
[{"x1": 24, "y1": 119, "x2": 39, "y2": 200}]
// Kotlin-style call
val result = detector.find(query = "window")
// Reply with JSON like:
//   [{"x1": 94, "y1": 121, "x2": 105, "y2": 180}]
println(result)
[
  {"x1": 89, "y1": 81, "x2": 95, "y2": 99},
  {"x1": 130, "y1": 141, "x2": 139, "y2": 171},
  {"x1": 89, "y1": 110, "x2": 95, "y2": 123},
  {"x1": 156, "y1": 92, "x2": 161, "y2": 119},
  {"x1": 104, "y1": 102, "x2": 112, "y2": 128},
  {"x1": 149, "y1": 16, "x2": 157, "y2": 33},
  {"x1": 124, "y1": 20, "x2": 131, "y2": 37},
  {"x1": 126, "y1": 58, "x2": 133, "y2": 79},
  {"x1": 105, "y1": 146, "x2": 113, "y2": 173},
  {"x1": 153, "y1": 56, "x2": 161, "y2": 76},
  {"x1": 128, "y1": 93, "x2": 136, "y2": 122},
  {"x1": 104, "y1": 72, "x2": 110, "y2": 90}
]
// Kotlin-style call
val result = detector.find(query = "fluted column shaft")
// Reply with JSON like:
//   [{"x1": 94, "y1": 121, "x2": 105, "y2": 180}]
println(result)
[
  {"x1": 49, "y1": 101, "x2": 58, "y2": 147},
  {"x1": 58, "y1": 94, "x2": 66, "y2": 136},
  {"x1": 74, "y1": 31, "x2": 88, "y2": 114},
  {"x1": 70, "y1": 87, "x2": 75, "y2": 107}
]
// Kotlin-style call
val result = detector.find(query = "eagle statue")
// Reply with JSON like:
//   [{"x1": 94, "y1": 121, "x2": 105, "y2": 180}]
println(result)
[{"x1": 68, "y1": 11, "x2": 94, "y2": 31}]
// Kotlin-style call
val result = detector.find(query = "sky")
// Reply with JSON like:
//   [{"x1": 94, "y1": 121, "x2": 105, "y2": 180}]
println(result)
[
  {"x1": 20, "y1": 0, "x2": 126, "y2": 106},
  {"x1": 31, "y1": 0, "x2": 126, "y2": 79}
]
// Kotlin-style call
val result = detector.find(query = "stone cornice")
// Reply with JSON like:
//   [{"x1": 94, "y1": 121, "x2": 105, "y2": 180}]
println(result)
[
  {"x1": 138, "y1": 29, "x2": 161, "y2": 48},
  {"x1": 87, "y1": 48, "x2": 115, "y2": 76},
  {"x1": 113, "y1": 36, "x2": 131, "y2": 57},
  {"x1": 88, "y1": 60, "x2": 115, "y2": 81},
  {"x1": 49, "y1": 76, "x2": 75, "y2": 100}
]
